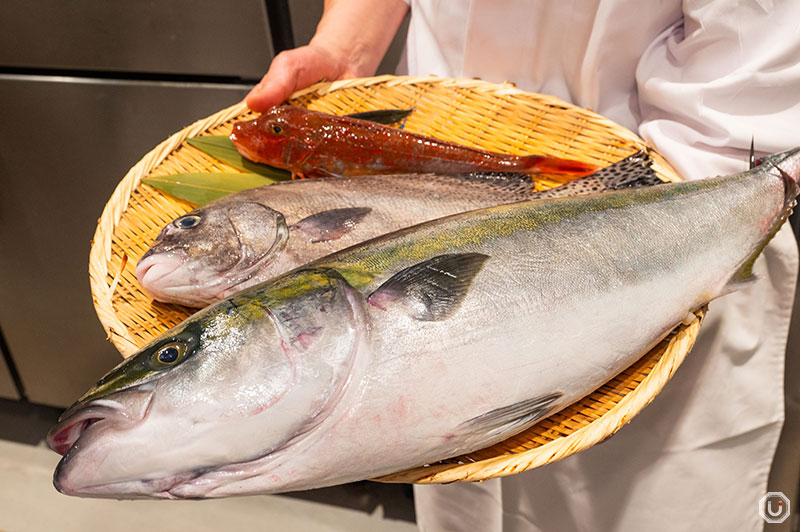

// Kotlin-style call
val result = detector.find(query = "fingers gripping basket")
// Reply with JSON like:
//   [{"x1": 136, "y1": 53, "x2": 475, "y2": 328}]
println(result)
[{"x1": 88, "y1": 75, "x2": 703, "y2": 485}]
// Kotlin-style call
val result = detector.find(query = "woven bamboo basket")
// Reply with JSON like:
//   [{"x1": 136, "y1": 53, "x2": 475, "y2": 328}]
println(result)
[{"x1": 88, "y1": 75, "x2": 704, "y2": 485}]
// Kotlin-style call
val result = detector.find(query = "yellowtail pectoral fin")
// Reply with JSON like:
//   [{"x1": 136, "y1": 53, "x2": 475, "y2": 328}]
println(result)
[{"x1": 367, "y1": 253, "x2": 489, "y2": 321}]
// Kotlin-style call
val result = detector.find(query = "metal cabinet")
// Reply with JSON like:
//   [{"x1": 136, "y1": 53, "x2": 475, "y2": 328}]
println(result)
[
  {"x1": 0, "y1": 357, "x2": 18, "y2": 401},
  {"x1": 0, "y1": 76, "x2": 252, "y2": 406},
  {"x1": 0, "y1": 0, "x2": 273, "y2": 79},
  {"x1": 0, "y1": 0, "x2": 273, "y2": 407}
]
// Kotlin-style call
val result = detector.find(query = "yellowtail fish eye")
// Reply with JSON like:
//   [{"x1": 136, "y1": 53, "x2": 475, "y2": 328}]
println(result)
[
  {"x1": 153, "y1": 342, "x2": 186, "y2": 365},
  {"x1": 175, "y1": 215, "x2": 201, "y2": 229},
  {"x1": 272, "y1": 125, "x2": 283, "y2": 134}
]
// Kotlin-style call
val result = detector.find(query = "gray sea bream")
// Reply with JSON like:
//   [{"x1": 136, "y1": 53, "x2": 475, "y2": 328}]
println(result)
[{"x1": 137, "y1": 151, "x2": 661, "y2": 307}]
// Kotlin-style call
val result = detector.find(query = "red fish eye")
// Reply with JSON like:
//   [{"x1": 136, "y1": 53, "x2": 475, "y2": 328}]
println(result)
[{"x1": 272, "y1": 125, "x2": 283, "y2": 134}]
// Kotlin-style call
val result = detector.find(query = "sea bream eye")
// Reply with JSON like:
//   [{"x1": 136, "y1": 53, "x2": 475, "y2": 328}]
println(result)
[
  {"x1": 272, "y1": 125, "x2": 283, "y2": 134},
  {"x1": 175, "y1": 215, "x2": 201, "y2": 229},
  {"x1": 153, "y1": 342, "x2": 186, "y2": 366}
]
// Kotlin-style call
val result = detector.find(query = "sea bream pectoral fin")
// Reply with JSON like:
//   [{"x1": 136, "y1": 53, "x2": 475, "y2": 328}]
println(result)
[
  {"x1": 460, "y1": 393, "x2": 563, "y2": 438},
  {"x1": 367, "y1": 253, "x2": 489, "y2": 321},
  {"x1": 291, "y1": 207, "x2": 373, "y2": 243}
]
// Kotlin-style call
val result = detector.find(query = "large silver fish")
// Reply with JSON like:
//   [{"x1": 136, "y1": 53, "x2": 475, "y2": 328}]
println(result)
[
  {"x1": 48, "y1": 148, "x2": 800, "y2": 498},
  {"x1": 136, "y1": 152, "x2": 661, "y2": 307}
]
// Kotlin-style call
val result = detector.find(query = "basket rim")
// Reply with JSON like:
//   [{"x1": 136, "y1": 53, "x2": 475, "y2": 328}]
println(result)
[{"x1": 87, "y1": 74, "x2": 698, "y2": 484}]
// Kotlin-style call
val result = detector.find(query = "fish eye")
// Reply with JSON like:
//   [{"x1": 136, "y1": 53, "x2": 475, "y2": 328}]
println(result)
[
  {"x1": 152, "y1": 342, "x2": 186, "y2": 366},
  {"x1": 175, "y1": 215, "x2": 201, "y2": 229},
  {"x1": 272, "y1": 125, "x2": 283, "y2": 134}
]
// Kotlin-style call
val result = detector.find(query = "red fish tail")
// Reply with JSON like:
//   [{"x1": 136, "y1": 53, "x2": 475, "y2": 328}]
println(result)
[{"x1": 523, "y1": 155, "x2": 598, "y2": 176}]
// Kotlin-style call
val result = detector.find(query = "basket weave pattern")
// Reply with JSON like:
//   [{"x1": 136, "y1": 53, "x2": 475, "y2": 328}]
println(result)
[{"x1": 87, "y1": 75, "x2": 701, "y2": 484}]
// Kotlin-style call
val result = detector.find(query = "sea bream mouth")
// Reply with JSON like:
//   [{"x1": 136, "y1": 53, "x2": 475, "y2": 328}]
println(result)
[
  {"x1": 137, "y1": 242, "x2": 286, "y2": 306},
  {"x1": 136, "y1": 252, "x2": 185, "y2": 287}
]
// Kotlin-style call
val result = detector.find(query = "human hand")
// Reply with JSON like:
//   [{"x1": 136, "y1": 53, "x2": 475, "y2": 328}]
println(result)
[
  {"x1": 245, "y1": 44, "x2": 355, "y2": 112},
  {"x1": 245, "y1": 0, "x2": 409, "y2": 113}
]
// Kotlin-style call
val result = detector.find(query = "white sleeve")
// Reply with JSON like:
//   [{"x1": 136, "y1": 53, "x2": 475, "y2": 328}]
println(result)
[{"x1": 636, "y1": 0, "x2": 800, "y2": 180}]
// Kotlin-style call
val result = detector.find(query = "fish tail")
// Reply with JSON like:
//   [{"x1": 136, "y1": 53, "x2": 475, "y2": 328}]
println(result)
[
  {"x1": 521, "y1": 155, "x2": 598, "y2": 176},
  {"x1": 724, "y1": 154, "x2": 800, "y2": 292}
]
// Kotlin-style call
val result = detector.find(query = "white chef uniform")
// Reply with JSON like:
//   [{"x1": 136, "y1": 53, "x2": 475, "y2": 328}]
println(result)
[{"x1": 396, "y1": 1, "x2": 800, "y2": 530}]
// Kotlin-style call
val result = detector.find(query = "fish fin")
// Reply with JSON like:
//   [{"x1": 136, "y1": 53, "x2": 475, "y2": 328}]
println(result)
[
  {"x1": 304, "y1": 167, "x2": 345, "y2": 179},
  {"x1": 535, "y1": 150, "x2": 663, "y2": 198},
  {"x1": 291, "y1": 207, "x2": 372, "y2": 243},
  {"x1": 459, "y1": 393, "x2": 563, "y2": 437},
  {"x1": 345, "y1": 108, "x2": 414, "y2": 125},
  {"x1": 719, "y1": 275, "x2": 760, "y2": 297},
  {"x1": 724, "y1": 162, "x2": 798, "y2": 294},
  {"x1": 368, "y1": 253, "x2": 489, "y2": 321},
  {"x1": 602, "y1": 149, "x2": 664, "y2": 188}
]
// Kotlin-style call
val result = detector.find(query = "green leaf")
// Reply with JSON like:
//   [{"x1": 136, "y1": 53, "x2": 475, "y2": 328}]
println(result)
[
  {"x1": 143, "y1": 173, "x2": 275, "y2": 206},
  {"x1": 186, "y1": 136, "x2": 291, "y2": 180}
]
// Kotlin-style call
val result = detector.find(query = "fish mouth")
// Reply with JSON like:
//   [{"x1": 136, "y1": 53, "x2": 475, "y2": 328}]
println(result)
[
  {"x1": 136, "y1": 251, "x2": 235, "y2": 306},
  {"x1": 230, "y1": 120, "x2": 266, "y2": 164},
  {"x1": 48, "y1": 381, "x2": 157, "y2": 457},
  {"x1": 49, "y1": 388, "x2": 158, "y2": 496},
  {"x1": 136, "y1": 252, "x2": 185, "y2": 287},
  {"x1": 137, "y1": 243, "x2": 285, "y2": 306},
  {"x1": 136, "y1": 252, "x2": 213, "y2": 306},
  {"x1": 47, "y1": 400, "x2": 130, "y2": 456}
]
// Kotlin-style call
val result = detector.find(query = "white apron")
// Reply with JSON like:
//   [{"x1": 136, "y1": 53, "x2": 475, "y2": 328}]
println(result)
[{"x1": 397, "y1": 1, "x2": 800, "y2": 530}]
